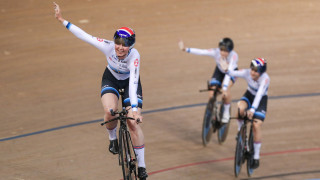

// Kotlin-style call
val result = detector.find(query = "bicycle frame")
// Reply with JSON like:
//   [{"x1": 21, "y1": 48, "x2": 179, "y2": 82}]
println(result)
[
  {"x1": 200, "y1": 83, "x2": 231, "y2": 146},
  {"x1": 234, "y1": 113, "x2": 255, "y2": 177},
  {"x1": 100, "y1": 89, "x2": 138, "y2": 180}
]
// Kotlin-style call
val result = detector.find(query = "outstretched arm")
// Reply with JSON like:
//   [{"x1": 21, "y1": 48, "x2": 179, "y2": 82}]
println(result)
[{"x1": 53, "y1": 2, "x2": 109, "y2": 54}]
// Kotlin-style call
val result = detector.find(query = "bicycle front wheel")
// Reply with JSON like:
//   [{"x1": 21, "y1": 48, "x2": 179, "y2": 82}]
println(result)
[
  {"x1": 202, "y1": 98, "x2": 215, "y2": 146},
  {"x1": 120, "y1": 129, "x2": 137, "y2": 180},
  {"x1": 247, "y1": 126, "x2": 255, "y2": 177},
  {"x1": 234, "y1": 126, "x2": 245, "y2": 177}
]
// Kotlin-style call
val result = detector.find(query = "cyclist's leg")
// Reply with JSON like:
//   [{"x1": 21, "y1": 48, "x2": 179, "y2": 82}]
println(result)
[
  {"x1": 222, "y1": 73, "x2": 236, "y2": 105},
  {"x1": 101, "y1": 68, "x2": 120, "y2": 134},
  {"x1": 221, "y1": 80, "x2": 234, "y2": 123},
  {"x1": 101, "y1": 93, "x2": 119, "y2": 131},
  {"x1": 123, "y1": 79, "x2": 148, "y2": 178},
  {"x1": 237, "y1": 90, "x2": 252, "y2": 130},
  {"x1": 251, "y1": 95, "x2": 267, "y2": 168},
  {"x1": 127, "y1": 108, "x2": 145, "y2": 161},
  {"x1": 101, "y1": 68, "x2": 120, "y2": 154},
  {"x1": 253, "y1": 119, "x2": 263, "y2": 159},
  {"x1": 127, "y1": 107, "x2": 148, "y2": 178},
  {"x1": 237, "y1": 100, "x2": 248, "y2": 131},
  {"x1": 209, "y1": 66, "x2": 223, "y2": 98},
  {"x1": 101, "y1": 93, "x2": 119, "y2": 154}
]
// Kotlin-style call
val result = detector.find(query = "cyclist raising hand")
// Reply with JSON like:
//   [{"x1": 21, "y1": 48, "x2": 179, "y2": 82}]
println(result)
[
  {"x1": 54, "y1": 2, "x2": 148, "y2": 179},
  {"x1": 179, "y1": 38, "x2": 239, "y2": 124}
]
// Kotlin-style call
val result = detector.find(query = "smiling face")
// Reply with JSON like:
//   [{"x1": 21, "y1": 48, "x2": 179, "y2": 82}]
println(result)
[{"x1": 114, "y1": 43, "x2": 130, "y2": 60}]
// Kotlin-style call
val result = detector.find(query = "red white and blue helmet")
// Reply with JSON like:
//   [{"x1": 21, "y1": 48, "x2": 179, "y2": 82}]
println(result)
[
  {"x1": 250, "y1": 58, "x2": 267, "y2": 74},
  {"x1": 113, "y1": 27, "x2": 136, "y2": 49}
]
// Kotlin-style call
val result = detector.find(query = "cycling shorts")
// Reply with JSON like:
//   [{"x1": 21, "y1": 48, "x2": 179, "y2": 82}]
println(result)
[
  {"x1": 209, "y1": 66, "x2": 237, "y2": 87},
  {"x1": 101, "y1": 68, "x2": 143, "y2": 108},
  {"x1": 240, "y1": 90, "x2": 268, "y2": 121}
]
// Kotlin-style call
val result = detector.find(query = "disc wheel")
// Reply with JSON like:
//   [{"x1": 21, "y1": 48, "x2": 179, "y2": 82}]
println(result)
[
  {"x1": 234, "y1": 127, "x2": 245, "y2": 177},
  {"x1": 202, "y1": 98, "x2": 215, "y2": 146}
]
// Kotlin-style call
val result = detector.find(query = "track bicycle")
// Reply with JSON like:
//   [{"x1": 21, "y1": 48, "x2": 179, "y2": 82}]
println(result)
[
  {"x1": 101, "y1": 89, "x2": 138, "y2": 180},
  {"x1": 234, "y1": 111, "x2": 255, "y2": 177},
  {"x1": 200, "y1": 81, "x2": 231, "y2": 146}
]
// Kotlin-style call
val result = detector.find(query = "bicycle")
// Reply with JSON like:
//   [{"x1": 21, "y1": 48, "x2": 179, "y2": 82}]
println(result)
[
  {"x1": 234, "y1": 111, "x2": 255, "y2": 177},
  {"x1": 100, "y1": 89, "x2": 138, "y2": 180},
  {"x1": 200, "y1": 81, "x2": 231, "y2": 146}
]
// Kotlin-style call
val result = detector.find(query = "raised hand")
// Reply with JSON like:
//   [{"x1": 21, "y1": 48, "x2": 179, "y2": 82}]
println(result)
[
  {"x1": 53, "y1": 2, "x2": 65, "y2": 22},
  {"x1": 178, "y1": 40, "x2": 186, "y2": 51}
]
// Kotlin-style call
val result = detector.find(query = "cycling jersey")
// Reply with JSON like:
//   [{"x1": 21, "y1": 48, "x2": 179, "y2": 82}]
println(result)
[
  {"x1": 62, "y1": 20, "x2": 140, "y2": 111},
  {"x1": 228, "y1": 69, "x2": 270, "y2": 112},
  {"x1": 186, "y1": 47, "x2": 238, "y2": 90}
]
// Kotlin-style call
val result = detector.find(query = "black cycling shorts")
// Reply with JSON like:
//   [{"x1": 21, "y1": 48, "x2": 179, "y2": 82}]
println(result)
[
  {"x1": 101, "y1": 68, "x2": 143, "y2": 108},
  {"x1": 209, "y1": 66, "x2": 237, "y2": 87},
  {"x1": 240, "y1": 90, "x2": 268, "y2": 121}
]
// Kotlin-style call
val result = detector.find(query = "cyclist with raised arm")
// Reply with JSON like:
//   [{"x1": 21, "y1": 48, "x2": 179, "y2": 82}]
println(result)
[
  {"x1": 179, "y1": 38, "x2": 238, "y2": 124},
  {"x1": 53, "y1": 3, "x2": 148, "y2": 179},
  {"x1": 222, "y1": 58, "x2": 270, "y2": 169}
]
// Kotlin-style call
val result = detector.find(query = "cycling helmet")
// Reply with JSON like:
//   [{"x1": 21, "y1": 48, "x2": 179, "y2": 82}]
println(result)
[
  {"x1": 113, "y1": 27, "x2": 135, "y2": 49},
  {"x1": 218, "y1": 37, "x2": 234, "y2": 52},
  {"x1": 250, "y1": 58, "x2": 267, "y2": 74}
]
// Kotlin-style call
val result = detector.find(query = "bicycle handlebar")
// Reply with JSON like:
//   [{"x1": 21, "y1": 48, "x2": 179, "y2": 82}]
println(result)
[{"x1": 100, "y1": 108, "x2": 140, "y2": 126}]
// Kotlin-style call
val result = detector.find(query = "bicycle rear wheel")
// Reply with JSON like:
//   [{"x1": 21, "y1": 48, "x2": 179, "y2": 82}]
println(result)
[
  {"x1": 202, "y1": 98, "x2": 215, "y2": 146},
  {"x1": 247, "y1": 126, "x2": 255, "y2": 177},
  {"x1": 234, "y1": 126, "x2": 245, "y2": 177},
  {"x1": 217, "y1": 103, "x2": 231, "y2": 144},
  {"x1": 120, "y1": 129, "x2": 137, "y2": 180}
]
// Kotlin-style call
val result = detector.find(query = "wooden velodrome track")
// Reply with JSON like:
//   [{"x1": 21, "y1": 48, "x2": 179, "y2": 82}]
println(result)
[{"x1": 1, "y1": 0, "x2": 320, "y2": 179}]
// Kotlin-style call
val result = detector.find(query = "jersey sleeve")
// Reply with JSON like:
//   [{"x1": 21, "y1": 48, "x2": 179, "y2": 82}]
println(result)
[
  {"x1": 251, "y1": 76, "x2": 270, "y2": 111},
  {"x1": 62, "y1": 20, "x2": 109, "y2": 54},
  {"x1": 227, "y1": 68, "x2": 248, "y2": 78},
  {"x1": 222, "y1": 53, "x2": 239, "y2": 91},
  {"x1": 128, "y1": 53, "x2": 140, "y2": 112},
  {"x1": 186, "y1": 48, "x2": 216, "y2": 57}
]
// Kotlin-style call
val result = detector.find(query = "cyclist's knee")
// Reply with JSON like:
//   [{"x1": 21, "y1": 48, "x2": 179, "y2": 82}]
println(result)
[
  {"x1": 253, "y1": 119, "x2": 263, "y2": 128},
  {"x1": 127, "y1": 120, "x2": 139, "y2": 131},
  {"x1": 237, "y1": 108, "x2": 245, "y2": 118},
  {"x1": 104, "y1": 107, "x2": 117, "y2": 119}
]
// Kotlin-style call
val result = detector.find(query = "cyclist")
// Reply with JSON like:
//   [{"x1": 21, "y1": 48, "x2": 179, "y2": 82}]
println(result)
[
  {"x1": 178, "y1": 38, "x2": 238, "y2": 124},
  {"x1": 222, "y1": 58, "x2": 270, "y2": 169},
  {"x1": 53, "y1": 2, "x2": 148, "y2": 179}
]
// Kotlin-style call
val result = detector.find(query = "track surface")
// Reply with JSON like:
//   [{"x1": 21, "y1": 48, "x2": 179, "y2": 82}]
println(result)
[{"x1": 1, "y1": 0, "x2": 320, "y2": 179}]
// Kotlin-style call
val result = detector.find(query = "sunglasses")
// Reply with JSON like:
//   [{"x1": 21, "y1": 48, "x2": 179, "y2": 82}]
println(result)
[
  {"x1": 114, "y1": 38, "x2": 130, "y2": 47},
  {"x1": 250, "y1": 66, "x2": 258, "y2": 72}
]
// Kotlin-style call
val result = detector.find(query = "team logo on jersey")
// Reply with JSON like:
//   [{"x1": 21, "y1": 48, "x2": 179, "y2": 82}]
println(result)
[
  {"x1": 134, "y1": 59, "x2": 139, "y2": 67},
  {"x1": 96, "y1": 37, "x2": 103, "y2": 42}
]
